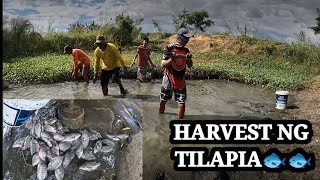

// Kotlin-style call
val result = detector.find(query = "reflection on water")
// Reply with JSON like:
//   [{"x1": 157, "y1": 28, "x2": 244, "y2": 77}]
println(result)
[{"x1": 3, "y1": 99, "x2": 143, "y2": 180}]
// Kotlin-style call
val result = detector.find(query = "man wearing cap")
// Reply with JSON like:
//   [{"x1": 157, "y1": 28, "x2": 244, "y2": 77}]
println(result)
[
  {"x1": 93, "y1": 35, "x2": 128, "y2": 96},
  {"x1": 131, "y1": 37, "x2": 155, "y2": 82},
  {"x1": 64, "y1": 45, "x2": 91, "y2": 83},
  {"x1": 159, "y1": 28, "x2": 193, "y2": 119}
]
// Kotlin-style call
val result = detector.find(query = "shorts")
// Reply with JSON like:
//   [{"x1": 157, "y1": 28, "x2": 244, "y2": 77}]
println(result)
[
  {"x1": 137, "y1": 66, "x2": 153, "y2": 82},
  {"x1": 160, "y1": 87, "x2": 187, "y2": 104},
  {"x1": 100, "y1": 67, "x2": 121, "y2": 87}
]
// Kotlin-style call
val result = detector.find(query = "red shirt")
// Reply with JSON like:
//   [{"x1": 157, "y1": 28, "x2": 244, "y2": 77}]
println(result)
[{"x1": 137, "y1": 45, "x2": 151, "y2": 66}]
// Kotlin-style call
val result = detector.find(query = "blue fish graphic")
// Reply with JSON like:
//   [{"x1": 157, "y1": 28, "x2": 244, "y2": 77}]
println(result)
[
  {"x1": 264, "y1": 153, "x2": 285, "y2": 168},
  {"x1": 289, "y1": 153, "x2": 311, "y2": 168}
]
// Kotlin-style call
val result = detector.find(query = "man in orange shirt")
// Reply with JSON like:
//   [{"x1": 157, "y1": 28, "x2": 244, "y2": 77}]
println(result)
[
  {"x1": 64, "y1": 45, "x2": 91, "y2": 83},
  {"x1": 131, "y1": 37, "x2": 155, "y2": 82}
]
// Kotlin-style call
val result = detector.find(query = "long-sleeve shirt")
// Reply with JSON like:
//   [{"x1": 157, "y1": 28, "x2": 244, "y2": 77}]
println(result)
[
  {"x1": 93, "y1": 43, "x2": 126, "y2": 75},
  {"x1": 72, "y1": 49, "x2": 91, "y2": 72}
]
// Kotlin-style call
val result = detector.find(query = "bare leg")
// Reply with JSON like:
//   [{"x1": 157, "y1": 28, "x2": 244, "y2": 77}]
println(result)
[
  {"x1": 82, "y1": 65, "x2": 89, "y2": 83},
  {"x1": 177, "y1": 103, "x2": 185, "y2": 119},
  {"x1": 159, "y1": 100, "x2": 167, "y2": 114}
]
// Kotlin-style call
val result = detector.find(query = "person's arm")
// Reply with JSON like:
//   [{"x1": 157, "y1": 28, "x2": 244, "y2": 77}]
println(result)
[
  {"x1": 161, "y1": 46, "x2": 175, "y2": 68},
  {"x1": 131, "y1": 53, "x2": 138, "y2": 66},
  {"x1": 93, "y1": 49, "x2": 100, "y2": 76},
  {"x1": 186, "y1": 50, "x2": 193, "y2": 68},
  {"x1": 147, "y1": 49, "x2": 155, "y2": 66}
]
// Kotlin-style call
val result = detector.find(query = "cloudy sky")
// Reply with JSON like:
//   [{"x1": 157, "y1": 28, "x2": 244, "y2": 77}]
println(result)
[{"x1": 3, "y1": 0, "x2": 320, "y2": 44}]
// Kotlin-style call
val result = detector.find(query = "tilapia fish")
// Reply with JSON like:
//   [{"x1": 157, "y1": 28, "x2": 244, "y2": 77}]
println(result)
[
  {"x1": 81, "y1": 149, "x2": 96, "y2": 160},
  {"x1": 100, "y1": 146, "x2": 114, "y2": 154},
  {"x1": 80, "y1": 130, "x2": 90, "y2": 148},
  {"x1": 12, "y1": 138, "x2": 25, "y2": 149},
  {"x1": 55, "y1": 166, "x2": 65, "y2": 180},
  {"x1": 62, "y1": 133, "x2": 81, "y2": 142},
  {"x1": 79, "y1": 161, "x2": 101, "y2": 171},
  {"x1": 37, "y1": 160, "x2": 48, "y2": 180},
  {"x1": 59, "y1": 141, "x2": 72, "y2": 152},
  {"x1": 52, "y1": 133, "x2": 65, "y2": 141},
  {"x1": 93, "y1": 140, "x2": 102, "y2": 153},
  {"x1": 63, "y1": 150, "x2": 75, "y2": 168},
  {"x1": 32, "y1": 153, "x2": 40, "y2": 166},
  {"x1": 48, "y1": 155, "x2": 64, "y2": 171},
  {"x1": 44, "y1": 125, "x2": 57, "y2": 133},
  {"x1": 30, "y1": 139, "x2": 40, "y2": 156}
]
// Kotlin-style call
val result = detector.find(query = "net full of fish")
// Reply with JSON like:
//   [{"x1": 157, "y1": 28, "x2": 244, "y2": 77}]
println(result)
[{"x1": 10, "y1": 103, "x2": 133, "y2": 180}]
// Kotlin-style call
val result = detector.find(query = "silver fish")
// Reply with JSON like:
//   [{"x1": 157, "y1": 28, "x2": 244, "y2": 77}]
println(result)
[
  {"x1": 62, "y1": 133, "x2": 81, "y2": 142},
  {"x1": 48, "y1": 155, "x2": 64, "y2": 171},
  {"x1": 75, "y1": 144, "x2": 84, "y2": 159},
  {"x1": 119, "y1": 111, "x2": 140, "y2": 133},
  {"x1": 40, "y1": 131, "x2": 53, "y2": 140},
  {"x1": 81, "y1": 149, "x2": 96, "y2": 161},
  {"x1": 105, "y1": 134, "x2": 121, "y2": 142},
  {"x1": 46, "y1": 150, "x2": 57, "y2": 162},
  {"x1": 53, "y1": 133, "x2": 65, "y2": 141},
  {"x1": 80, "y1": 130, "x2": 90, "y2": 148},
  {"x1": 79, "y1": 161, "x2": 101, "y2": 171},
  {"x1": 44, "y1": 125, "x2": 57, "y2": 133},
  {"x1": 37, "y1": 160, "x2": 48, "y2": 180},
  {"x1": 89, "y1": 129, "x2": 102, "y2": 139},
  {"x1": 71, "y1": 140, "x2": 81, "y2": 150},
  {"x1": 100, "y1": 146, "x2": 114, "y2": 154},
  {"x1": 12, "y1": 138, "x2": 25, "y2": 149},
  {"x1": 62, "y1": 127, "x2": 70, "y2": 133},
  {"x1": 55, "y1": 121, "x2": 64, "y2": 131},
  {"x1": 101, "y1": 139, "x2": 115, "y2": 148},
  {"x1": 32, "y1": 153, "x2": 40, "y2": 166},
  {"x1": 34, "y1": 122, "x2": 42, "y2": 138},
  {"x1": 30, "y1": 139, "x2": 40, "y2": 156},
  {"x1": 39, "y1": 146, "x2": 47, "y2": 161},
  {"x1": 93, "y1": 140, "x2": 102, "y2": 153},
  {"x1": 41, "y1": 137, "x2": 53, "y2": 148},
  {"x1": 44, "y1": 118, "x2": 57, "y2": 125},
  {"x1": 63, "y1": 150, "x2": 75, "y2": 168},
  {"x1": 59, "y1": 141, "x2": 72, "y2": 152},
  {"x1": 51, "y1": 141, "x2": 60, "y2": 155},
  {"x1": 55, "y1": 165, "x2": 65, "y2": 180}
]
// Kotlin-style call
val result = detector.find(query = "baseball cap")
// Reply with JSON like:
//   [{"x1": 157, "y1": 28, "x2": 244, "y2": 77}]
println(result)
[
  {"x1": 177, "y1": 28, "x2": 194, "y2": 38},
  {"x1": 95, "y1": 35, "x2": 107, "y2": 45}
]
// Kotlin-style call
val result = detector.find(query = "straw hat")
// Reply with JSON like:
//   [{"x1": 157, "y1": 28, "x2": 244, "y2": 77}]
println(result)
[{"x1": 94, "y1": 35, "x2": 107, "y2": 45}]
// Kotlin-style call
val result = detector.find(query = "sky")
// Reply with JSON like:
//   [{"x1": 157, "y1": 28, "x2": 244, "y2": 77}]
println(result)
[{"x1": 3, "y1": 0, "x2": 320, "y2": 44}]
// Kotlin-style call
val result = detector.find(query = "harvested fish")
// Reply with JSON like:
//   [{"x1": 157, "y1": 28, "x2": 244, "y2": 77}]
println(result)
[
  {"x1": 48, "y1": 156, "x2": 64, "y2": 171},
  {"x1": 63, "y1": 150, "x2": 75, "y2": 168},
  {"x1": 12, "y1": 138, "x2": 25, "y2": 149},
  {"x1": 71, "y1": 140, "x2": 81, "y2": 150},
  {"x1": 100, "y1": 146, "x2": 113, "y2": 153},
  {"x1": 44, "y1": 125, "x2": 57, "y2": 133},
  {"x1": 101, "y1": 139, "x2": 116, "y2": 148},
  {"x1": 32, "y1": 153, "x2": 40, "y2": 166},
  {"x1": 37, "y1": 160, "x2": 48, "y2": 180},
  {"x1": 41, "y1": 137, "x2": 53, "y2": 148},
  {"x1": 40, "y1": 131, "x2": 53, "y2": 140},
  {"x1": 89, "y1": 129, "x2": 102, "y2": 139},
  {"x1": 62, "y1": 133, "x2": 81, "y2": 142},
  {"x1": 39, "y1": 146, "x2": 47, "y2": 161},
  {"x1": 119, "y1": 111, "x2": 140, "y2": 133},
  {"x1": 30, "y1": 139, "x2": 40, "y2": 156},
  {"x1": 51, "y1": 141, "x2": 60, "y2": 156},
  {"x1": 34, "y1": 122, "x2": 42, "y2": 138},
  {"x1": 59, "y1": 141, "x2": 72, "y2": 152},
  {"x1": 81, "y1": 149, "x2": 96, "y2": 160},
  {"x1": 75, "y1": 144, "x2": 84, "y2": 159},
  {"x1": 93, "y1": 140, "x2": 102, "y2": 153},
  {"x1": 44, "y1": 118, "x2": 57, "y2": 125},
  {"x1": 55, "y1": 121, "x2": 64, "y2": 131},
  {"x1": 80, "y1": 130, "x2": 90, "y2": 148},
  {"x1": 55, "y1": 166, "x2": 65, "y2": 180},
  {"x1": 53, "y1": 133, "x2": 65, "y2": 141},
  {"x1": 79, "y1": 161, "x2": 101, "y2": 171},
  {"x1": 46, "y1": 150, "x2": 57, "y2": 161}
]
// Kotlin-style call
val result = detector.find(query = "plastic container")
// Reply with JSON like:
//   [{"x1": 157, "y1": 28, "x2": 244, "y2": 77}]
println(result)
[
  {"x1": 275, "y1": 91, "x2": 289, "y2": 110},
  {"x1": 3, "y1": 99, "x2": 50, "y2": 127}
]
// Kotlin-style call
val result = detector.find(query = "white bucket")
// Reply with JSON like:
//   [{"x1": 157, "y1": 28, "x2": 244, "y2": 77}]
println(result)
[
  {"x1": 275, "y1": 91, "x2": 289, "y2": 110},
  {"x1": 3, "y1": 99, "x2": 50, "y2": 127}
]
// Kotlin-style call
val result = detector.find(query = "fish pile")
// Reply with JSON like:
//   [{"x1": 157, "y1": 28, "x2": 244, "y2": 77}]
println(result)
[{"x1": 11, "y1": 103, "x2": 131, "y2": 180}]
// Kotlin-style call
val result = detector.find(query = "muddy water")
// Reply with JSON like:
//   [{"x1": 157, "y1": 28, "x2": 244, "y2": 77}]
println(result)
[
  {"x1": 3, "y1": 99, "x2": 143, "y2": 180},
  {"x1": 4, "y1": 79, "x2": 283, "y2": 179}
]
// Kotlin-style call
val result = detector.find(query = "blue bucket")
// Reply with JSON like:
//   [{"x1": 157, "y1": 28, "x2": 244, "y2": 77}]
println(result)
[
  {"x1": 275, "y1": 90, "x2": 289, "y2": 110},
  {"x1": 3, "y1": 99, "x2": 50, "y2": 127}
]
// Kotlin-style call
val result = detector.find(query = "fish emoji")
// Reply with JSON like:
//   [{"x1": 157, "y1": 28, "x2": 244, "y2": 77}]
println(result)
[
  {"x1": 289, "y1": 153, "x2": 311, "y2": 168},
  {"x1": 264, "y1": 153, "x2": 285, "y2": 168}
]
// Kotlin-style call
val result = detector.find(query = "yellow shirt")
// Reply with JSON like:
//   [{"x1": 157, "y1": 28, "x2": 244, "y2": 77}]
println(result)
[{"x1": 93, "y1": 43, "x2": 126, "y2": 74}]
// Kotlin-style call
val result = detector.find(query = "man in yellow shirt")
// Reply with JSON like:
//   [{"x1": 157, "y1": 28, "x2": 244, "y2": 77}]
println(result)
[{"x1": 93, "y1": 35, "x2": 128, "y2": 96}]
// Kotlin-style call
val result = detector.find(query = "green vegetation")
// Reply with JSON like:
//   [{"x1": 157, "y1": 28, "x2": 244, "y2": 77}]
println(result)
[{"x1": 3, "y1": 12, "x2": 320, "y2": 91}]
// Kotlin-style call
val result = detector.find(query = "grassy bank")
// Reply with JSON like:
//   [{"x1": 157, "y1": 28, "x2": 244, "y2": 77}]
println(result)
[{"x1": 3, "y1": 37, "x2": 320, "y2": 90}]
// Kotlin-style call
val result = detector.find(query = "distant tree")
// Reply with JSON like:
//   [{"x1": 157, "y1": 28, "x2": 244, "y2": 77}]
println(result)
[
  {"x1": 309, "y1": 8, "x2": 320, "y2": 34},
  {"x1": 152, "y1": 19, "x2": 162, "y2": 32},
  {"x1": 172, "y1": 9, "x2": 214, "y2": 32}
]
